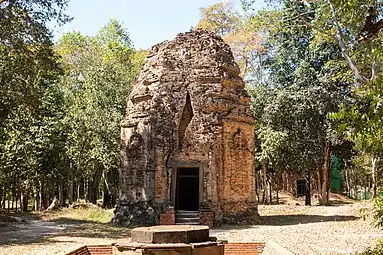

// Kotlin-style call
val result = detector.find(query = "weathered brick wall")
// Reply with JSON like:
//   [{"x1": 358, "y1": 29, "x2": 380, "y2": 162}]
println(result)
[
  {"x1": 65, "y1": 245, "x2": 113, "y2": 255},
  {"x1": 199, "y1": 210, "x2": 214, "y2": 228},
  {"x1": 219, "y1": 122, "x2": 256, "y2": 213},
  {"x1": 160, "y1": 209, "x2": 175, "y2": 225},
  {"x1": 115, "y1": 29, "x2": 257, "y2": 226},
  {"x1": 224, "y1": 243, "x2": 265, "y2": 255}
]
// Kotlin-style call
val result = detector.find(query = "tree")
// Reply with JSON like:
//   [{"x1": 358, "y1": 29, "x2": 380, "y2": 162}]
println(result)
[
  {"x1": 57, "y1": 19, "x2": 136, "y2": 205},
  {"x1": 0, "y1": 0, "x2": 70, "y2": 211},
  {"x1": 195, "y1": 2, "x2": 240, "y2": 36},
  {"x1": 195, "y1": 2, "x2": 264, "y2": 79},
  {"x1": 248, "y1": 2, "x2": 352, "y2": 205},
  {"x1": 0, "y1": 0, "x2": 71, "y2": 120}
]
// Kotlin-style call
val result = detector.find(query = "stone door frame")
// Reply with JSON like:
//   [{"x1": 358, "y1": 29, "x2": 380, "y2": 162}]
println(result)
[{"x1": 170, "y1": 161, "x2": 204, "y2": 210}]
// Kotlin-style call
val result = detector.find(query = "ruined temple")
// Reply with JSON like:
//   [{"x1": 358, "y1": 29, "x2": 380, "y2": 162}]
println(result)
[{"x1": 113, "y1": 29, "x2": 258, "y2": 226}]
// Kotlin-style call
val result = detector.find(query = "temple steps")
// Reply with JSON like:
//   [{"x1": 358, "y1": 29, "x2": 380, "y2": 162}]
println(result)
[{"x1": 175, "y1": 210, "x2": 200, "y2": 225}]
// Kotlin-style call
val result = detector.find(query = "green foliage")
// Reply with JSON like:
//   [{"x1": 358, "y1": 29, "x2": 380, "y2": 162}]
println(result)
[
  {"x1": 0, "y1": 0, "x2": 70, "y2": 118},
  {"x1": 57, "y1": 19, "x2": 137, "y2": 191},
  {"x1": 357, "y1": 241, "x2": 383, "y2": 255},
  {"x1": 248, "y1": 2, "x2": 351, "y2": 178},
  {"x1": 373, "y1": 197, "x2": 383, "y2": 228}
]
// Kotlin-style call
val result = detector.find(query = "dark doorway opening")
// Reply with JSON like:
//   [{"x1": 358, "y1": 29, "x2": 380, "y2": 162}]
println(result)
[
  {"x1": 176, "y1": 167, "x2": 199, "y2": 211},
  {"x1": 297, "y1": 179, "x2": 307, "y2": 197}
]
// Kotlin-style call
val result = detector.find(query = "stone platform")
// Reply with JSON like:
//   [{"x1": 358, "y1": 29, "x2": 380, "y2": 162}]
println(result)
[{"x1": 112, "y1": 225, "x2": 225, "y2": 255}]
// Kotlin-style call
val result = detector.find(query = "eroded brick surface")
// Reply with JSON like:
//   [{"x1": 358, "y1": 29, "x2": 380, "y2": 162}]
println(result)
[{"x1": 114, "y1": 29, "x2": 258, "y2": 226}]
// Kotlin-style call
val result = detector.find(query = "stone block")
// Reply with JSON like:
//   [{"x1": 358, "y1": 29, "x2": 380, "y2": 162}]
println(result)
[{"x1": 131, "y1": 225, "x2": 209, "y2": 244}]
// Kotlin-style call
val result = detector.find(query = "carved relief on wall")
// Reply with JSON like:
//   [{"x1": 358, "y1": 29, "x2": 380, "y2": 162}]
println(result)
[
  {"x1": 126, "y1": 132, "x2": 143, "y2": 156},
  {"x1": 222, "y1": 123, "x2": 254, "y2": 200},
  {"x1": 230, "y1": 128, "x2": 249, "y2": 152}
]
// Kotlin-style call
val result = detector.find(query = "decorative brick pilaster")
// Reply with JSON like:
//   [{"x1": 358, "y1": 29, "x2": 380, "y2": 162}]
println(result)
[{"x1": 160, "y1": 207, "x2": 175, "y2": 225}]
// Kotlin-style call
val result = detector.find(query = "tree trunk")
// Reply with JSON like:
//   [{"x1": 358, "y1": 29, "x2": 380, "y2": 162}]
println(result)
[
  {"x1": 262, "y1": 160, "x2": 269, "y2": 204},
  {"x1": 318, "y1": 142, "x2": 330, "y2": 205},
  {"x1": 34, "y1": 185, "x2": 39, "y2": 211},
  {"x1": 15, "y1": 191, "x2": 18, "y2": 211},
  {"x1": 276, "y1": 173, "x2": 279, "y2": 204},
  {"x1": 345, "y1": 167, "x2": 351, "y2": 197},
  {"x1": 371, "y1": 155, "x2": 377, "y2": 198},
  {"x1": 59, "y1": 184, "x2": 64, "y2": 206},
  {"x1": 269, "y1": 178, "x2": 272, "y2": 204},
  {"x1": 87, "y1": 163, "x2": 103, "y2": 204},
  {"x1": 76, "y1": 181, "x2": 80, "y2": 201},
  {"x1": 305, "y1": 171, "x2": 311, "y2": 206},
  {"x1": 84, "y1": 177, "x2": 89, "y2": 202},
  {"x1": 2, "y1": 189, "x2": 6, "y2": 209},
  {"x1": 68, "y1": 165, "x2": 74, "y2": 205}
]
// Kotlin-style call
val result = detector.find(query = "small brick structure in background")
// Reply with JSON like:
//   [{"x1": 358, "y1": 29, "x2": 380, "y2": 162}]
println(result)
[
  {"x1": 159, "y1": 208, "x2": 175, "y2": 225},
  {"x1": 224, "y1": 243, "x2": 265, "y2": 255},
  {"x1": 65, "y1": 245, "x2": 112, "y2": 255},
  {"x1": 199, "y1": 210, "x2": 214, "y2": 228},
  {"x1": 65, "y1": 243, "x2": 267, "y2": 255}
]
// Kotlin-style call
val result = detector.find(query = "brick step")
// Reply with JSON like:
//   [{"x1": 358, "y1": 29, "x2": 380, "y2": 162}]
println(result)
[
  {"x1": 176, "y1": 210, "x2": 199, "y2": 217},
  {"x1": 176, "y1": 222, "x2": 201, "y2": 225},
  {"x1": 175, "y1": 217, "x2": 200, "y2": 224}
]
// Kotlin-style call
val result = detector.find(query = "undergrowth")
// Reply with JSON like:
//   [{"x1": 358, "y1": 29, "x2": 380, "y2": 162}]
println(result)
[{"x1": 43, "y1": 203, "x2": 114, "y2": 224}]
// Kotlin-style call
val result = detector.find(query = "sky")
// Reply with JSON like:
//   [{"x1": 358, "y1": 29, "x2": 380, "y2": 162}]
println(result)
[{"x1": 53, "y1": 0, "x2": 267, "y2": 50}]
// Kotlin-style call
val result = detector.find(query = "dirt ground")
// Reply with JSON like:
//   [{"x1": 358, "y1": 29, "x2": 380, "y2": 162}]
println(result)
[{"x1": 0, "y1": 195, "x2": 382, "y2": 255}]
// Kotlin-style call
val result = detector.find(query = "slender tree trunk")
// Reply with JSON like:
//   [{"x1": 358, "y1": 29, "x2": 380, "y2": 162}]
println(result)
[
  {"x1": 305, "y1": 171, "x2": 311, "y2": 206},
  {"x1": 327, "y1": 0, "x2": 367, "y2": 84},
  {"x1": 68, "y1": 163, "x2": 74, "y2": 205},
  {"x1": 84, "y1": 178, "x2": 89, "y2": 202},
  {"x1": 262, "y1": 160, "x2": 269, "y2": 204},
  {"x1": 0, "y1": 186, "x2": 2, "y2": 209},
  {"x1": 319, "y1": 142, "x2": 330, "y2": 205},
  {"x1": 59, "y1": 184, "x2": 64, "y2": 206},
  {"x1": 276, "y1": 173, "x2": 279, "y2": 204},
  {"x1": 2, "y1": 189, "x2": 6, "y2": 209},
  {"x1": 345, "y1": 167, "x2": 350, "y2": 197},
  {"x1": 269, "y1": 177, "x2": 272, "y2": 204},
  {"x1": 15, "y1": 191, "x2": 18, "y2": 211},
  {"x1": 371, "y1": 155, "x2": 377, "y2": 198},
  {"x1": 76, "y1": 181, "x2": 80, "y2": 201},
  {"x1": 34, "y1": 185, "x2": 39, "y2": 211}
]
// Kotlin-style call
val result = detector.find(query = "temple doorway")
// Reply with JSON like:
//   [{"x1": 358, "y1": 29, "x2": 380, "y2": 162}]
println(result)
[{"x1": 175, "y1": 167, "x2": 199, "y2": 211}]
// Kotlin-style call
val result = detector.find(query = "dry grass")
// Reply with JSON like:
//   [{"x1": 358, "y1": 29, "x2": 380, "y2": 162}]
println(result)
[{"x1": 42, "y1": 203, "x2": 114, "y2": 224}]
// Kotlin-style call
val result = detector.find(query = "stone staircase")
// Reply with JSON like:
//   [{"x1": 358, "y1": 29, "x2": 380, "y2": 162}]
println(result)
[{"x1": 175, "y1": 210, "x2": 200, "y2": 225}]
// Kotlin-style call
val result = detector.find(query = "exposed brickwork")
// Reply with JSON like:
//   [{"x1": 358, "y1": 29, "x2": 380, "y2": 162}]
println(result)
[
  {"x1": 160, "y1": 209, "x2": 175, "y2": 225},
  {"x1": 66, "y1": 243, "x2": 268, "y2": 255},
  {"x1": 199, "y1": 210, "x2": 214, "y2": 228},
  {"x1": 114, "y1": 29, "x2": 258, "y2": 226},
  {"x1": 224, "y1": 243, "x2": 265, "y2": 255},
  {"x1": 65, "y1": 245, "x2": 113, "y2": 255}
]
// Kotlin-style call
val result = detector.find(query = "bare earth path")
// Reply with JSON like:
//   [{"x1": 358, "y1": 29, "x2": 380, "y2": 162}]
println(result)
[
  {"x1": 211, "y1": 202, "x2": 383, "y2": 255},
  {"x1": 0, "y1": 218, "x2": 130, "y2": 255},
  {"x1": 0, "y1": 201, "x2": 382, "y2": 255}
]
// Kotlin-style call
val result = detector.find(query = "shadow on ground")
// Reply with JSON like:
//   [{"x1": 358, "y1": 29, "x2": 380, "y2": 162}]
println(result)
[
  {"x1": 329, "y1": 199, "x2": 354, "y2": 205},
  {"x1": 215, "y1": 214, "x2": 359, "y2": 230},
  {"x1": 260, "y1": 214, "x2": 359, "y2": 226},
  {"x1": 0, "y1": 217, "x2": 131, "y2": 246}
]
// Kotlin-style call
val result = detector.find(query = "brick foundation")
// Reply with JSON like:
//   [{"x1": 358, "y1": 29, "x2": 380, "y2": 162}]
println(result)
[
  {"x1": 200, "y1": 210, "x2": 214, "y2": 228},
  {"x1": 160, "y1": 208, "x2": 175, "y2": 225},
  {"x1": 65, "y1": 245, "x2": 112, "y2": 255},
  {"x1": 224, "y1": 243, "x2": 265, "y2": 255}
]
